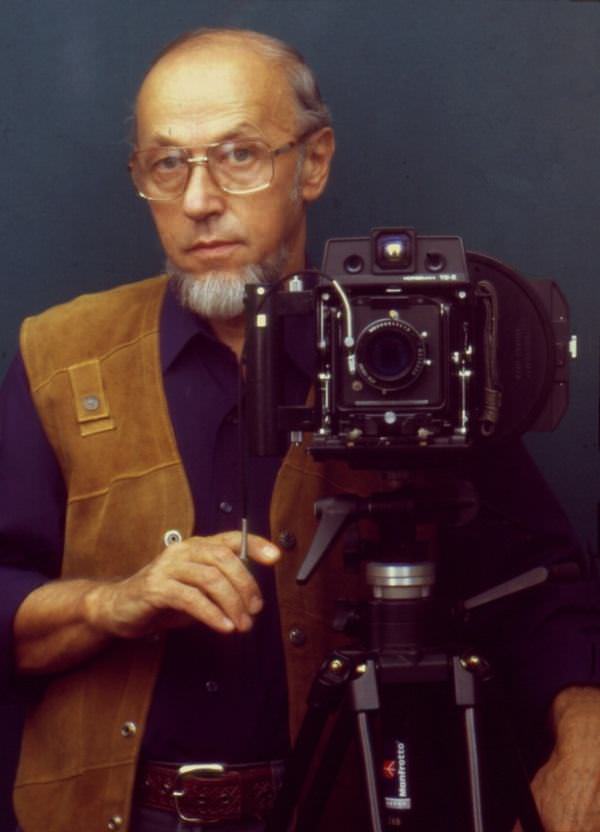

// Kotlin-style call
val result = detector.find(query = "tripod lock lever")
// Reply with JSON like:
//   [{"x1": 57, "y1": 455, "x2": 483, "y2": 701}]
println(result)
[{"x1": 296, "y1": 495, "x2": 360, "y2": 584}]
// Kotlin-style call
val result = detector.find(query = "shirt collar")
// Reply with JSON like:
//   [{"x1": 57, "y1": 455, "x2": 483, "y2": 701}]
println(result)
[
  {"x1": 159, "y1": 277, "x2": 315, "y2": 380},
  {"x1": 160, "y1": 280, "x2": 217, "y2": 372}
]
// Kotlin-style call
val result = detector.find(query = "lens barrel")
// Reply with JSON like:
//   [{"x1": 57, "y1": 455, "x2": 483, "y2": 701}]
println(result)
[{"x1": 356, "y1": 319, "x2": 426, "y2": 391}]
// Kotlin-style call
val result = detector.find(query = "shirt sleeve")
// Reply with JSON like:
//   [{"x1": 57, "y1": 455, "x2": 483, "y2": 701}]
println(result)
[
  {"x1": 0, "y1": 352, "x2": 66, "y2": 680},
  {"x1": 441, "y1": 438, "x2": 600, "y2": 725}
]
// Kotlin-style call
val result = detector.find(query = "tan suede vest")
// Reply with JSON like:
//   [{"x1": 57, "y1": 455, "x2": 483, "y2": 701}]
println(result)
[
  {"x1": 14, "y1": 276, "x2": 194, "y2": 831},
  {"x1": 13, "y1": 275, "x2": 392, "y2": 830}
]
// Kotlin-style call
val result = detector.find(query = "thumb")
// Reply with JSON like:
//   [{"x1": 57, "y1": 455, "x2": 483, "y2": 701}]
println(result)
[{"x1": 247, "y1": 535, "x2": 281, "y2": 565}]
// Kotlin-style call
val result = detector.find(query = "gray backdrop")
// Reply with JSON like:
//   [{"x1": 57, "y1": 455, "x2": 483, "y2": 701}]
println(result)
[
  {"x1": 0, "y1": 0, "x2": 599, "y2": 827},
  {"x1": 1, "y1": 1, "x2": 598, "y2": 545}
]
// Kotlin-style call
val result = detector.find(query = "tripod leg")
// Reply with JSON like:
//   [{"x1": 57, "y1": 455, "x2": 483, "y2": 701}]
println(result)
[
  {"x1": 351, "y1": 660, "x2": 385, "y2": 832},
  {"x1": 266, "y1": 702, "x2": 332, "y2": 832},
  {"x1": 355, "y1": 711, "x2": 385, "y2": 832},
  {"x1": 294, "y1": 708, "x2": 354, "y2": 832},
  {"x1": 463, "y1": 705, "x2": 485, "y2": 832},
  {"x1": 296, "y1": 659, "x2": 384, "y2": 832},
  {"x1": 295, "y1": 658, "x2": 385, "y2": 832},
  {"x1": 266, "y1": 652, "x2": 359, "y2": 832},
  {"x1": 454, "y1": 657, "x2": 545, "y2": 832},
  {"x1": 453, "y1": 657, "x2": 488, "y2": 832}
]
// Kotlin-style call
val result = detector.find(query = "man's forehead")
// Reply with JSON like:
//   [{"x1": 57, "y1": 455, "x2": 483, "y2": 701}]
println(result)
[{"x1": 136, "y1": 42, "x2": 297, "y2": 145}]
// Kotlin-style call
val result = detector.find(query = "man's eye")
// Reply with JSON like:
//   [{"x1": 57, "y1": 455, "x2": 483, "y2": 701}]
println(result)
[
  {"x1": 153, "y1": 154, "x2": 184, "y2": 172},
  {"x1": 221, "y1": 143, "x2": 260, "y2": 165},
  {"x1": 232, "y1": 146, "x2": 253, "y2": 163}
]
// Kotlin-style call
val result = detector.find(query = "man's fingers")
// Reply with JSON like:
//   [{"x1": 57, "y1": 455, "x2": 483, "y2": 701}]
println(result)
[
  {"x1": 166, "y1": 581, "x2": 236, "y2": 633},
  {"x1": 247, "y1": 536, "x2": 280, "y2": 565},
  {"x1": 104, "y1": 532, "x2": 281, "y2": 638},
  {"x1": 185, "y1": 540, "x2": 263, "y2": 608},
  {"x1": 206, "y1": 531, "x2": 281, "y2": 565},
  {"x1": 158, "y1": 536, "x2": 273, "y2": 627},
  {"x1": 172, "y1": 561, "x2": 255, "y2": 630}
]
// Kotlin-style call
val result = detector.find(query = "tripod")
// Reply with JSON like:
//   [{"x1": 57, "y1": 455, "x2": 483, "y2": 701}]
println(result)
[{"x1": 266, "y1": 482, "x2": 546, "y2": 832}]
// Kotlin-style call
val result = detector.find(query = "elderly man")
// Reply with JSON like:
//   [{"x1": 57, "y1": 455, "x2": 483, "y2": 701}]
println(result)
[{"x1": 1, "y1": 27, "x2": 600, "y2": 832}]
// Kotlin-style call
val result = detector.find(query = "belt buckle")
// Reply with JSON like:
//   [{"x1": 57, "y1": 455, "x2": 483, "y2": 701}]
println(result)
[{"x1": 172, "y1": 763, "x2": 226, "y2": 824}]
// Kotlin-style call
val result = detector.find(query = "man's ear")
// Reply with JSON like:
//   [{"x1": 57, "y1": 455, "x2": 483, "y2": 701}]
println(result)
[{"x1": 301, "y1": 128, "x2": 335, "y2": 203}]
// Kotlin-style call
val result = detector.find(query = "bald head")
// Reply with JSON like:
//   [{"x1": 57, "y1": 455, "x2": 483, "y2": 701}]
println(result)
[
  {"x1": 134, "y1": 27, "x2": 331, "y2": 143},
  {"x1": 136, "y1": 37, "x2": 300, "y2": 151}
]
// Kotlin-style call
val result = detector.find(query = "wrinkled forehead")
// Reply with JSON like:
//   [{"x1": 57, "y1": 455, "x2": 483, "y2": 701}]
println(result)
[{"x1": 135, "y1": 42, "x2": 299, "y2": 148}]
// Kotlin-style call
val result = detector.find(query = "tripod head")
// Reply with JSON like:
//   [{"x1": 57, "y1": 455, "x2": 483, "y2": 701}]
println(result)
[
  {"x1": 295, "y1": 473, "x2": 479, "y2": 657},
  {"x1": 297, "y1": 471, "x2": 581, "y2": 657},
  {"x1": 297, "y1": 473, "x2": 479, "y2": 585}
]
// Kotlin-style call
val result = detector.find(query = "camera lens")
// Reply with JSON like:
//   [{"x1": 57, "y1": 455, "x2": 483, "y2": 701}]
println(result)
[
  {"x1": 356, "y1": 319, "x2": 426, "y2": 391},
  {"x1": 366, "y1": 332, "x2": 413, "y2": 379}
]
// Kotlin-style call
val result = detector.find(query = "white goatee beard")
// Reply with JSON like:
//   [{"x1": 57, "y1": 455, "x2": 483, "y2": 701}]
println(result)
[{"x1": 167, "y1": 247, "x2": 289, "y2": 320}]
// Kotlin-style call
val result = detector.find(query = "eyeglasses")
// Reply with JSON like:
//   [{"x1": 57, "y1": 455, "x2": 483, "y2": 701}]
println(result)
[{"x1": 129, "y1": 130, "x2": 314, "y2": 201}]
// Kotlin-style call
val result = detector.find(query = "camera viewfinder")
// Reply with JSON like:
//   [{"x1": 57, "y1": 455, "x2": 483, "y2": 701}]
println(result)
[{"x1": 374, "y1": 229, "x2": 416, "y2": 272}]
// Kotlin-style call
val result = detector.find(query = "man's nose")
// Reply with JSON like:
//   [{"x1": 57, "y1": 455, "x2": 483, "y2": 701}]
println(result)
[{"x1": 181, "y1": 161, "x2": 226, "y2": 219}]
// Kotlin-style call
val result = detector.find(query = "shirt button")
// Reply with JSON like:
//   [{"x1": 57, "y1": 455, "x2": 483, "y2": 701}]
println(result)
[
  {"x1": 163, "y1": 529, "x2": 183, "y2": 547},
  {"x1": 205, "y1": 680, "x2": 219, "y2": 693},
  {"x1": 278, "y1": 530, "x2": 297, "y2": 550},
  {"x1": 289, "y1": 627, "x2": 307, "y2": 647},
  {"x1": 120, "y1": 721, "x2": 137, "y2": 738},
  {"x1": 219, "y1": 501, "x2": 233, "y2": 514}
]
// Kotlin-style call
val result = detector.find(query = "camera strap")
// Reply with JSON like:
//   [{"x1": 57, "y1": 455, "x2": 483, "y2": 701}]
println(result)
[{"x1": 475, "y1": 280, "x2": 502, "y2": 436}]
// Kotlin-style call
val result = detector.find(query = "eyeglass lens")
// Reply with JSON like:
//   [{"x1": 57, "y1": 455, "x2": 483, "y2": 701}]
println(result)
[{"x1": 133, "y1": 139, "x2": 274, "y2": 198}]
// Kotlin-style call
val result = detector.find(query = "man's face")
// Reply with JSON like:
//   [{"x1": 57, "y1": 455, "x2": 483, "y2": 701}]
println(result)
[{"x1": 135, "y1": 42, "x2": 327, "y2": 284}]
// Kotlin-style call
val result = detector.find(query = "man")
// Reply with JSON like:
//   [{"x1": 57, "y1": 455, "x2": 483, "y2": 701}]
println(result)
[{"x1": 1, "y1": 27, "x2": 600, "y2": 832}]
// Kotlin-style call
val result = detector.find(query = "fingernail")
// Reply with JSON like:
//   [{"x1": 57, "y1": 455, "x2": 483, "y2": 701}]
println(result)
[
  {"x1": 249, "y1": 596, "x2": 263, "y2": 614},
  {"x1": 240, "y1": 614, "x2": 253, "y2": 630},
  {"x1": 222, "y1": 617, "x2": 235, "y2": 632},
  {"x1": 262, "y1": 545, "x2": 279, "y2": 560}
]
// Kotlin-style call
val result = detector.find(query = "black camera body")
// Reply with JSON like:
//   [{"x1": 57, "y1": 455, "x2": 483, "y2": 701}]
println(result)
[
  {"x1": 244, "y1": 228, "x2": 571, "y2": 464},
  {"x1": 317, "y1": 230, "x2": 473, "y2": 458}
]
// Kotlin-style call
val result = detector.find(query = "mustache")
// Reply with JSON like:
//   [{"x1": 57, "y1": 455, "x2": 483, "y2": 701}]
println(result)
[{"x1": 182, "y1": 218, "x2": 245, "y2": 249}]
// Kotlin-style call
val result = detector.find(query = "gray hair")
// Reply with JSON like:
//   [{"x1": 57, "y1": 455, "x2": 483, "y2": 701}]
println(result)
[{"x1": 138, "y1": 27, "x2": 332, "y2": 136}]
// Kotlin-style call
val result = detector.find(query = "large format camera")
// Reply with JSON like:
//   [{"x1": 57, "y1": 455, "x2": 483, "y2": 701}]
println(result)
[
  {"x1": 244, "y1": 228, "x2": 573, "y2": 463},
  {"x1": 246, "y1": 230, "x2": 574, "y2": 830}
]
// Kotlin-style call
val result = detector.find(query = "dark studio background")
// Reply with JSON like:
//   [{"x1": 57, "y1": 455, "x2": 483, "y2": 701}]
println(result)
[{"x1": 1, "y1": 0, "x2": 599, "y2": 827}]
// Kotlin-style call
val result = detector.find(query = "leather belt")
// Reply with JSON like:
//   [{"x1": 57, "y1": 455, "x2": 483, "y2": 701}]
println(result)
[{"x1": 137, "y1": 760, "x2": 282, "y2": 825}]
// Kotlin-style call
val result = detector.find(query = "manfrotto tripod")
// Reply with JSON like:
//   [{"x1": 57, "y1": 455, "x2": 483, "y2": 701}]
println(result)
[{"x1": 266, "y1": 476, "x2": 548, "y2": 832}]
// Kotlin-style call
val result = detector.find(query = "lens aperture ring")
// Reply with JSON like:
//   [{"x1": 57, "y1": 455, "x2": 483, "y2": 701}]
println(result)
[{"x1": 355, "y1": 318, "x2": 426, "y2": 391}]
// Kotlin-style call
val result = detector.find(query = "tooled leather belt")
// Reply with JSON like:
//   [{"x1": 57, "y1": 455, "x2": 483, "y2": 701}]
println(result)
[{"x1": 137, "y1": 760, "x2": 282, "y2": 825}]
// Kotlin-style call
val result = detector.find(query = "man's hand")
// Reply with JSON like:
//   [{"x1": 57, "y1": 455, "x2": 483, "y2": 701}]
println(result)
[
  {"x1": 87, "y1": 531, "x2": 280, "y2": 637},
  {"x1": 514, "y1": 687, "x2": 600, "y2": 831},
  {"x1": 14, "y1": 531, "x2": 280, "y2": 674}
]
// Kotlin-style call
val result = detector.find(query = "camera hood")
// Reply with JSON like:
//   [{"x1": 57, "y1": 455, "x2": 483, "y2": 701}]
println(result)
[{"x1": 465, "y1": 250, "x2": 570, "y2": 439}]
